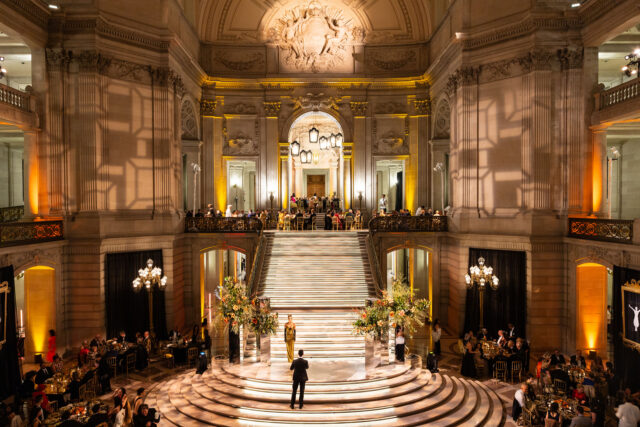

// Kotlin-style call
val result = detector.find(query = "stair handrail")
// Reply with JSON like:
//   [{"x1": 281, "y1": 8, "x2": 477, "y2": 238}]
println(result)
[
  {"x1": 247, "y1": 234, "x2": 267, "y2": 297},
  {"x1": 365, "y1": 233, "x2": 385, "y2": 297}
]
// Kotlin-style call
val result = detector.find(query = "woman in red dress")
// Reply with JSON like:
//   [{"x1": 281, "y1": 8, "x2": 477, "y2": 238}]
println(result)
[{"x1": 46, "y1": 329, "x2": 56, "y2": 362}]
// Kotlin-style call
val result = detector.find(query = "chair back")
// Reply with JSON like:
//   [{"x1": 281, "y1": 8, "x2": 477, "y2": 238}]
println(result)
[
  {"x1": 296, "y1": 217, "x2": 304, "y2": 230},
  {"x1": 511, "y1": 360, "x2": 522, "y2": 374},
  {"x1": 78, "y1": 384, "x2": 87, "y2": 401},
  {"x1": 126, "y1": 352, "x2": 136, "y2": 371},
  {"x1": 495, "y1": 360, "x2": 508, "y2": 372},
  {"x1": 332, "y1": 216, "x2": 339, "y2": 230},
  {"x1": 553, "y1": 378, "x2": 566, "y2": 393},
  {"x1": 345, "y1": 217, "x2": 354, "y2": 230},
  {"x1": 106, "y1": 356, "x2": 117, "y2": 376}
]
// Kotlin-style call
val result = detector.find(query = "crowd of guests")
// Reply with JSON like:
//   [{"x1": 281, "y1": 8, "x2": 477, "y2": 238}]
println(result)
[
  {"x1": 509, "y1": 349, "x2": 640, "y2": 426},
  {"x1": 459, "y1": 322, "x2": 530, "y2": 379},
  {"x1": 6, "y1": 329, "x2": 167, "y2": 427}
]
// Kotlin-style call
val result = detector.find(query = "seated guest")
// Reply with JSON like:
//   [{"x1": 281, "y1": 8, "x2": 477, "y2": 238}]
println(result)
[
  {"x1": 496, "y1": 330, "x2": 507, "y2": 347},
  {"x1": 66, "y1": 371, "x2": 82, "y2": 401},
  {"x1": 35, "y1": 362, "x2": 52, "y2": 384},
  {"x1": 514, "y1": 340, "x2": 527, "y2": 361},
  {"x1": 477, "y1": 328, "x2": 489, "y2": 341},
  {"x1": 572, "y1": 385, "x2": 588, "y2": 405},
  {"x1": 5, "y1": 405, "x2": 23, "y2": 427},
  {"x1": 51, "y1": 354, "x2": 64, "y2": 373},
  {"x1": 512, "y1": 383, "x2": 527, "y2": 422},
  {"x1": 32, "y1": 384, "x2": 51, "y2": 414},
  {"x1": 58, "y1": 410, "x2": 84, "y2": 427},
  {"x1": 143, "y1": 331, "x2": 152, "y2": 353},
  {"x1": 30, "y1": 395, "x2": 45, "y2": 427},
  {"x1": 117, "y1": 330, "x2": 127, "y2": 344},
  {"x1": 169, "y1": 328, "x2": 181, "y2": 342},
  {"x1": 85, "y1": 404, "x2": 109, "y2": 427},
  {"x1": 550, "y1": 350, "x2": 566, "y2": 366},
  {"x1": 545, "y1": 402, "x2": 562, "y2": 427},
  {"x1": 78, "y1": 340, "x2": 90, "y2": 366},
  {"x1": 134, "y1": 404, "x2": 158, "y2": 427},
  {"x1": 505, "y1": 339, "x2": 516, "y2": 354},
  {"x1": 324, "y1": 211, "x2": 332, "y2": 230},
  {"x1": 19, "y1": 371, "x2": 36, "y2": 399},
  {"x1": 569, "y1": 406, "x2": 592, "y2": 427},
  {"x1": 570, "y1": 349, "x2": 586, "y2": 369},
  {"x1": 90, "y1": 334, "x2": 105, "y2": 349}
]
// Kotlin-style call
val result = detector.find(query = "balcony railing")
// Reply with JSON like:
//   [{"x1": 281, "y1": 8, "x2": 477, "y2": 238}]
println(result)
[
  {"x1": 368, "y1": 215, "x2": 448, "y2": 234},
  {"x1": 0, "y1": 205, "x2": 24, "y2": 223},
  {"x1": 595, "y1": 78, "x2": 640, "y2": 111},
  {"x1": 0, "y1": 83, "x2": 32, "y2": 111},
  {"x1": 185, "y1": 216, "x2": 264, "y2": 233},
  {"x1": 568, "y1": 217, "x2": 633, "y2": 244},
  {"x1": 0, "y1": 220, "x2": 64, "y2": 246}
]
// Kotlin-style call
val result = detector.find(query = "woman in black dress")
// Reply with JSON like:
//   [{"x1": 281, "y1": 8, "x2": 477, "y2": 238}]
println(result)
[{"x1": 461, "y1": 341, "x2": 478, "y2": 378}]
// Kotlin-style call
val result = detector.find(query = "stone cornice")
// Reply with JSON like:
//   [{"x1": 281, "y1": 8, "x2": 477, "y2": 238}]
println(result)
[
  {"x1": 45, "y1": 49, "x2": 184, "y2": 89},
  {"x1": 55, "y1": 17, "x2": 170, "y2": 53},
  {"x1": 460, "y1": 14, "x2": 582, "y2": 51},
  {"x1": 3, "y1": 0, "x2": 49, "y2": 28}
]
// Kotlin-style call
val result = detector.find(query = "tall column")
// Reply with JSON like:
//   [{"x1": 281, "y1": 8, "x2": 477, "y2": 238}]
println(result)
[
  {"x1": 590, "y1": 126, "x2": 608, "y2": 217},
  {"x1": 410, "y1": 98, "x2": 431, "y2": 211},
  {"x1": 350, "y1": 102, "x2": 368, "y2": 210},
  {"x1": 201, "y1": 100, "x2": 220, "y2": 210},
  {"x1": 279, "y1": 142, "x2": 289, "y2": 210},
  {"x1": 343, "y1": 143, "x2": 353, "y2": 210},
  {"x1": 264, "y1": 101, "x2": 281, "y2": 208},
  {"x1": 23, "y1": 131, "x2": 39, "y2": 218}
]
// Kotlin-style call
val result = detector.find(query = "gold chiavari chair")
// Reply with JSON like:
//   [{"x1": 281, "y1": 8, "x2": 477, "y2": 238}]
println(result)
[
  {"x1": 494, "y1": 360, "x2": 508, "y2": 382},
  {"x1": 284, "y1": 216, "x2": 292, "y2": 231},
  {"x1": 125, "y1": 352, "x2": 136, "y2": 377},
  {"x1": 511, "y1": 360, "x2": 523, "y2": 383},
  {"x1": 345, "y1": 217, "x2": 354, "y2": 231},
  {"x1": 106, "y1": 356, "x2": 117, "y2": 378},
  {"x1": 553, "y1": 378, "x2": 567, "y2": 394},
  {"x1": 78, "y1": 384, "x2": 87, "y2": 402},
  {"x1": 332, "y1": 216, "x2": 340, "y2": 230},
  {"x1": 296, "y1": 217, "x2": 304, "y2": 231}
]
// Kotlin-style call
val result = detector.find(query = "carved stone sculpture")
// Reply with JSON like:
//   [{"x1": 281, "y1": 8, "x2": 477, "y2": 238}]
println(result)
[{"x1": 375, "y1": 132, "x2": 408, "y2": 154}]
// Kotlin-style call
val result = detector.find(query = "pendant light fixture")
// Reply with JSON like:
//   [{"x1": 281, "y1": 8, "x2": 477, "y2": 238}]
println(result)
[
  {"x1": 330, "y1": 133, "x2": 337, "y2": 148},
  {"x1": 319, "y1": 136, "x2": 328, "y2": 150},
  {"x1": 336, "y1": 132, "x2": 343, "y2": 147},
  {"x1": 309, "y1": 126, "x2": 319, "y2": 143},
  {"x1": 290, "y1": 140, "x2": 300, "y2": 156}
]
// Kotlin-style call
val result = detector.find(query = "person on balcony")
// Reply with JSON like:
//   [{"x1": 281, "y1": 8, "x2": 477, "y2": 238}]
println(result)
[{"x1": 378, "y1": 194, "x2": 387, "y2": 213}]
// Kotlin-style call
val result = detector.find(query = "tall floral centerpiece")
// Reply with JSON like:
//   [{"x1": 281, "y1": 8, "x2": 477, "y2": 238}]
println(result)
[
  {"x1": 215, "y1": 277, "x2": 279, "y2": 363},
  {"x1": 215, "y1": 277, "x2": 252, "y2": 362},
  {"x1": 353, "y1": 275, "x2": 430, "y2": 367},
  {"x1": 249, "y1": 297, "x2": 279, "y2": 364}
]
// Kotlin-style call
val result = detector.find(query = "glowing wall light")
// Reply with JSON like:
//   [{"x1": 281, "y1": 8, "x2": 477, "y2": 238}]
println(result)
[
  {"x1": 24, "y1": 266, "x2": 55, "y2": 358},
  {"x1": 576, "y1": 263, "x2": 607, "y2": 355}
]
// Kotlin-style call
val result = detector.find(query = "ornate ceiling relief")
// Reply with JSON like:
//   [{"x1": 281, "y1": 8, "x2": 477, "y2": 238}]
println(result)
[{"x1": 266, "y1": 1, "x2": 364, "y2": 73}]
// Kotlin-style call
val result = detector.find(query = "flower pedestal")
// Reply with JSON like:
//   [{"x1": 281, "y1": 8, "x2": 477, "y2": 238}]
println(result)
[
  {"x1": 365, "y1": 330, "x2": 390, "y2": 370},
  {"x1": 259, "y1": 334, "x2": 271, "y2": 365},
  {"x1": 228, "y1": 328, "x2": 240, "y2": 364}
]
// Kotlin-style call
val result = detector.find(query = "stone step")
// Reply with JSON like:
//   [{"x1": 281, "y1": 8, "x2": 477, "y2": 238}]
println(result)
[{"x1": 150, "y1": 366, "x2": 505, "y2": 427}]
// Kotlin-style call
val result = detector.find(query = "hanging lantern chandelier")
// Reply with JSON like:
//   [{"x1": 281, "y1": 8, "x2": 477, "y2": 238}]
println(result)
[
  {"x1": 309, "y1": 126, "x2": 319, "y2": 143},
  {"x1": 330, "y1": 134, "x2": 337, "y2": 148},
  {"x1": 319, "y1": 136, "x2": 328, "y2": 150},
  {"x1": 336, "y1": 133, "x2": 343, "y2": 147},
  {"x1": 290, "y1": 140, "x2": 300, "y2": 156}
]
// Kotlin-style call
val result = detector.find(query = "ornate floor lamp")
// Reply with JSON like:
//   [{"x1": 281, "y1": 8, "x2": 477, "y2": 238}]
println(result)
[
  {"x1": 465, "y1": 257, "x2": 499, "y2": 330},
  {"x1": 133, "y1": 258, "x2": 167, "y2": 334}
]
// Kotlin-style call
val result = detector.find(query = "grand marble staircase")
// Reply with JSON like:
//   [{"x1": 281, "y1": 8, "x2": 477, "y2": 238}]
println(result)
[
  {"x1": 259, "y1": 231, "x2": 374, "y2": 360},
  {"x1": 149, "y1": 362, "x2": 506, "y2": 426}
]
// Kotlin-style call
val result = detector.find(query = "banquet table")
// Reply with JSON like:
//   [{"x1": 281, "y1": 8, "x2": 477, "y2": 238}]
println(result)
[
  {"x1": 42, "y1": 401, "x2": 107, "y2": 425},
  {"x1": 533, "y1": 398, "x2": 591, "y2": 427}
]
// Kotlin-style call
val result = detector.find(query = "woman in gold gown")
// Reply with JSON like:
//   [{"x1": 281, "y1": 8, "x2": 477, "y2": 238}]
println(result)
[{"x1": 285, "y1": 314, "x2": 296, "y2": 363}]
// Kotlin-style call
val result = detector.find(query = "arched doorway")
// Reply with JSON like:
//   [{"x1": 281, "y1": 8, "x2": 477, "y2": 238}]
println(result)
[
  {"x1": 285, "y1": 111, "x2": 345, "y2": 209},
  {"x1": 576, "y1": 262, "x2": 611, "y2": 359},
  {"x1": 14, "y1": 266, "x2": 56, "y2": 362}
]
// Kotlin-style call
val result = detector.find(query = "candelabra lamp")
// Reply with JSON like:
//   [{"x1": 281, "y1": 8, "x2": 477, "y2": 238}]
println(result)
[
  {"x1": 132, "y1": 258, "x2": 167, "y2": 334},
  {"x1": 464, "y1": 257, "x2": 499, "y2": 330}
]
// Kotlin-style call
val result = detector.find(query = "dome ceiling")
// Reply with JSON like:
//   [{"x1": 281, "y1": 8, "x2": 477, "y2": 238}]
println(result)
[{"x1": 197, "y1": 0, "x2": 433, "y2": 44}]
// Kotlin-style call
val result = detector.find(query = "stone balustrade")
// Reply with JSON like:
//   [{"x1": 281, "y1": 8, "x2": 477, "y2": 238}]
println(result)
[
  {"x1": 368, "y1": 215, "x2": 448, "y2": 234},
  {"x1": 595, "y1": 78, "x2": 640, "y2": 111},
  {"x1": 0, "y1": 219, "x2": 64, "y2": 247},
  {"x1": 567, "y1": 217, "x2": 633, "y2": 244},
  {"x1": 185, "y1": 216, "x2": 264, "y2": 233},
  {"x1": 0, "y1": 83, "x2": 33, "y2": 112},
  {"x1": 0, "y1": 205, "x2": 24, "y2": 223}
]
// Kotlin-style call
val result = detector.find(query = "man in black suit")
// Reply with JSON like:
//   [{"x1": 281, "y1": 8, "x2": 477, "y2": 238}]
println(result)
[
  {"x1": 507, "y1": 323, "x2": 517, "y2": 339},
  {"x1": 570, "y1": 349, "x2": 586, "y2": 368},
  {"x1": 35, "y1": 362, "x2": 52, "y2": 384},
  {"x1": 290, "y1": 349, "x2": 309, "y2": 409}
]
